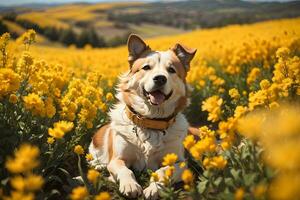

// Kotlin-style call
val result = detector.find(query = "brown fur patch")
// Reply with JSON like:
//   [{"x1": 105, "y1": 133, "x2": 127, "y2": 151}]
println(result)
[
  {"x1": 108, "y1": 129, "x2": 113, "y2": 161},
  {"x1": 92, "y1": 124, "x2": 109, "y2": 148},
  {"x1": 168, "y1": 50, "x2": 187, "y2": 81}
]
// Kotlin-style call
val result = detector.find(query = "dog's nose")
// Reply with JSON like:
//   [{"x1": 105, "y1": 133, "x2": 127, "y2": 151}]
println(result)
[{"x1": 153, "y1": 75, "x2": 167, "y2": 86}]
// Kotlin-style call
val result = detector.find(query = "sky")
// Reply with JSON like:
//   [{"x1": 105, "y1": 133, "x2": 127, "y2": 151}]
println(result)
[{"x1": 0, "y1": 0, "x2": 296, "y2": 6}]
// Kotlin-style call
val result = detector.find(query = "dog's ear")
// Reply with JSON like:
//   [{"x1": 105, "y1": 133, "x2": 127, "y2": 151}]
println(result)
[
  {"x1": 127, "y1": 34, "x2": 150, "y2": 67},
  {"x1": 172, "y1": 43, "x2": 197, "y2": 71}
]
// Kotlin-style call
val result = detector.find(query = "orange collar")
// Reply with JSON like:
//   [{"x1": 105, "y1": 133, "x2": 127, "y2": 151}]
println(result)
[{"x1": 125, "y1": 106, "x2": 176, "y2": 130}]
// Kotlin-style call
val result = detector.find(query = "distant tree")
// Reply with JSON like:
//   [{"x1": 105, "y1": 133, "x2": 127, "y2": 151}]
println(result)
[
  {"x1": 107, "y1": 32, "x2": 130, "y2": 47},
  {"x1": 2, "y1": 13, "x2": 17, "y2": 22},
  {"x1": 59, "y1": 28, "x2": 77, "y2": 46},
  {"x1": 44, "y1": 27, "x2": 60, "y2": 41},
  {"x1": 77, "y1": 28, "x2": 106, "y2": 48},
  {"x1": 16, "y1": 19, "x2": 43, "y2": 33},
  {"x1": 0, "y1": 20, "x2": 9, "y2": 35}
]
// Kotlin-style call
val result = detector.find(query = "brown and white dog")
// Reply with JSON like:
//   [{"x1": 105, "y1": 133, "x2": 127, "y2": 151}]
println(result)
[{"x1": 89, "y1": 34, "x2": 196, "y2": 199}]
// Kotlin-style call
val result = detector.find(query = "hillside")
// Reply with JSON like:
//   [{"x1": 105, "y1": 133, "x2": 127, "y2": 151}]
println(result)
[{"x1": 1, "y1": 0, "x2": 300, "y2": 48}]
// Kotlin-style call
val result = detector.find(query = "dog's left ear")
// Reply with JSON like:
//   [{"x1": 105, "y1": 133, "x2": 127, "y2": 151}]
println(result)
[
  {"x1": 172, "y1": 43, "x2": 197, "y2": 71},
  {"x1": 127, "y1": 34, "x2": 150, "y2": 67}
]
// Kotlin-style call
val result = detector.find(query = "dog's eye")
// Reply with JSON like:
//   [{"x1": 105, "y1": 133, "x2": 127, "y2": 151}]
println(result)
[
  {"x1": 142, "y1": 65, "x2": 151, "y2": 70},
  {"x1": 167, "y1": 67, "x2": 176, "y2": 73}
]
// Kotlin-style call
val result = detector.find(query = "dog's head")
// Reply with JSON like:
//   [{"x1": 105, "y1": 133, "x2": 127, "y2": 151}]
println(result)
[{"x1": 117, "y1": 34, "x2": 196, "y2": 118}]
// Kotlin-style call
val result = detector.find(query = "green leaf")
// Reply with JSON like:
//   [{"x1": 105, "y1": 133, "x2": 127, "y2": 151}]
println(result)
[
  {"x1": 244, "y1": 173, "x2": 257, "y2": 187},
  {"x1": 197, "y1": 180, "x2": 208, "y2": 194},
  {"x1": 214, "y1": 177, "x2": 223, "y2": 187},
  {"x1": 230, "y1": 168, "x2": 241, "y2": 180},
  {"x1": 224, "y1": 177, "x2": 235, "y2": 188}
]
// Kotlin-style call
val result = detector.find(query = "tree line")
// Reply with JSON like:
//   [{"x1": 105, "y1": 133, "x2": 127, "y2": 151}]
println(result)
[{"x1": 1, "y1": 13, "x2": 129, "y2": 48}]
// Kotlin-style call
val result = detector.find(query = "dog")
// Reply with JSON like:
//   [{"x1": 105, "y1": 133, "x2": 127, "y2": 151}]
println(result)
[{"x1": 89, "y1": 34, "x2": 196, "y2": 199}]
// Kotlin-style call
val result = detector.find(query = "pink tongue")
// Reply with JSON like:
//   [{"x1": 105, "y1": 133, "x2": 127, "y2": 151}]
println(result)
[{"x1": 149, "y1": 91, "x2": 165, "y2": 105}]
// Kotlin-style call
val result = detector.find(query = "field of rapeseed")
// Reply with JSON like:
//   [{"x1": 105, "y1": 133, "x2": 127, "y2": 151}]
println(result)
[{"x1": 0, "y1": 17, "x2": 300, "y2": 200}]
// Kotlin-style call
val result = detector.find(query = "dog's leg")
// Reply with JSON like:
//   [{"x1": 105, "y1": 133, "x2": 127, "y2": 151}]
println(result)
[
  {"x1": 107, "y1": 158, "x2": 142, "y2": 198},
  {"x1": 143, "y1": 162, "x2": 185, "y2": 200}
]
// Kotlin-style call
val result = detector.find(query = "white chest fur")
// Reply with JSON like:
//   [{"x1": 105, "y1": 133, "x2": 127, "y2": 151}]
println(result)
[{"x1": 110, "y1": 103, "x2": 188, "y2": 171}]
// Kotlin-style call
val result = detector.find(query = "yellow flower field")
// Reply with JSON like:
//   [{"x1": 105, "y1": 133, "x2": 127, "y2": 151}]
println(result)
[{"x1": 0, "y1": 17, "x2": 300, "y2": 199}]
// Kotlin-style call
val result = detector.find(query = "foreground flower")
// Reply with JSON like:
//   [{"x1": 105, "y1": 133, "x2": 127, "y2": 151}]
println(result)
[
  {"x1": 94, "y1": 192, "x2": 111, "y2": 200},
  {"x1": 0, "y1": 68, "x2": 20, "y2": 99},
  {"x1": 87, "y1": 169, "x2": 100, "y2": 184},
  {"x1": 235, "y1": 187, "x2": 245, "y2": 200},
  {"x1": 74, "y1": 145, "x2": 84, "y2": 155},
  {"x1": 23, "y1": 93, "x2": 45, "y2": 116},
  {"x1": 182, "y1": 169, "x2": 194, "y2": 190},
  {"x1": 162, "y1": 153, "x2": 178, "y2": 166},
  {"x1": 85, "y1": 154, "x2": 93, "y2": 161},
  {"x1": 48, "y1": 121, "x2": 74, "y2": 139},
  {"x1": 11, "y1": 174, "x2": 44, "y2": 192},
  {"x1": 47, "y1": 137, "x2": 55, "y2": 144},
  {"x1": 70, "y1": 186, "x2": 88, "y2": 200},
  {"x1": 229, "y1": 88, "x2": 240, "y2": 100},
  {"x1": 201, "y1": 95, "x2": 223, "y2": 122},
  {"x1": 151, "y1": 172, "x2": 159, "y2": 182},
  {"x1": 5, "y1": 144, "x2": 40, "y2": 174},
  {"x1": 183, "y1": 135, "x2": 196, "y2": 150},
  {"x1": 203, "y1": 156, "x2": 227, "y2": 170}
]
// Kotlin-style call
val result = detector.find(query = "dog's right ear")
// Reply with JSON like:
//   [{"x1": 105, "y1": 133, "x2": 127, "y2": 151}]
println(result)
[{"x1": 127, "y1": 34, "x2": 150, "y2": 67}]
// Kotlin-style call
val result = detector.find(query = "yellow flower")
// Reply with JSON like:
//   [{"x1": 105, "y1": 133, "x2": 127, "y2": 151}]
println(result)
[
  {"x1": 23, "y1": 93, "x2": 45, "y2": 117},
  {"x1": 201, "y1": 95, "x2": 223, "y2": 122},
  {"x1": 183, "y1": 135, "x2": 196, "y2": 150},
  {"x1": 184, "y1": 184, "x2": 191, "y2": 191},
  {"x1": 70, "y1": 186, "x2": 88, "y2": 200},
  {"x1": 199, "y1": 126, "x2": 215, "y2": 138},
  {"x1": 85, "y1": 154, "x2": 93, "y2": 161},
  {"x1": 0, "y1": 68, "x2": 21, "y2": 99},
  {"x1": 54, "y1": 121, "x2": 74, "y2": 133},
  {"x1": 162, "y1": 153, "x2": 178, "y2": 166},
  {"x1": 10, "y1": 176, "x2": 26, "y2": 191},
  {"x1": 48, "y1": 121, "x2": 74, "y2": 139},
  {"x1": 164, "y1": 166, "x2": 175, "y2": 178},
  {"x1": 74, "y1": 145, "x2": 84, "y2": 155},
  {"x1": 105, "y1": 92, "x2": 114, "y2": 101},
  {"x1": 179, "y1": 162, "x2": 186, "y2": 168},
  {"x1": 235, "y1": 187, "x2": 245, "y2": 200},
  {"x1": 17, "y1": 29, "x2": 36, "y2": 45},
  {"x1": 276, "y1": 47, "x2": 290, "y2": 59},
  {"x1": 229, "y1": 88, "x2": 240, "y2": 100},
  {"x1": 4, "y1": 191, "x2": 34, "y2": 200},
  {"x1": 94, "y1": 192, "x2": 111, "y2": 200},
  {"x1": 203, "y1": 156, "x2": 227, "y2": 170},
  {"x1": 269, "y1": 101, "x2": 280, "y2": 109},
  {"x1": 5, "y1": 144, "x2": 40, "y2": 174},
  {"x1": 260, "y1": 79, "x2": 271, "y2": 90},
  {"x1": 253, "y1": 184, "x2": 267, "y2": 199},
  {"x1": 181, "y1": 169, "x2": 194, "y2": 185},
  {"x1": 100, "y1": 103, "x2": 108, "y2": 112},
  {"x1": 9, "y1": 94, "x2": 18, "y2": 104},
  {"x1": 25, "y1": 174, "x2": 44, "y2": 191},
  {"x1": 151, "y1": 172, "x2": 159, "y2": 182},
  {"x1": 45, "y1": 98, "x2": 56, "y2": 118},
  {"x1": 48, "y1": 128, "x2": 64, "y2": 139},
  {"x1": 234, "y1": 106, "x2": 248, "y2": 119},
  {"x1": 247, "y1": 67, "x2": 260, "y2": 85},
  {"x1": 211, "y1": 156, "x2": 227, "y2": 169},
  {"x1": 87, "y1": 169, "x2": 100, "y2": 184},
  {"x1": 47, "y1": 137, "x2": 55, "y2": 144}
]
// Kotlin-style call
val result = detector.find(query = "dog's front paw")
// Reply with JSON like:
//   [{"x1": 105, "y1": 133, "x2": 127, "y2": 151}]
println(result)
[
  {"x1": 143, "y1": 182, "x2": 160, "y2": 200},
  {"x1": 119, "y1": 180, "x2": 142, "y2": 198}
]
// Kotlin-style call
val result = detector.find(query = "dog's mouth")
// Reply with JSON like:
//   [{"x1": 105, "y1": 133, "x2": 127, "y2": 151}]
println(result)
[{"x1": 143, "y1": 87, "x2": 173, "y2": 105}]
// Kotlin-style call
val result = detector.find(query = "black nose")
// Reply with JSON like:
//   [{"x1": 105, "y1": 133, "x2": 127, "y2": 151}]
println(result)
[{"x1": 153, "y1": 75, "x2": 167, "y2": 86}]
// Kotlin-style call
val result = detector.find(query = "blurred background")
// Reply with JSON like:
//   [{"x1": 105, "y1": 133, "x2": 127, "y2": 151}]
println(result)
[{"x1": 1, "y1": 0, "x2": 300, "y2": 48}]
